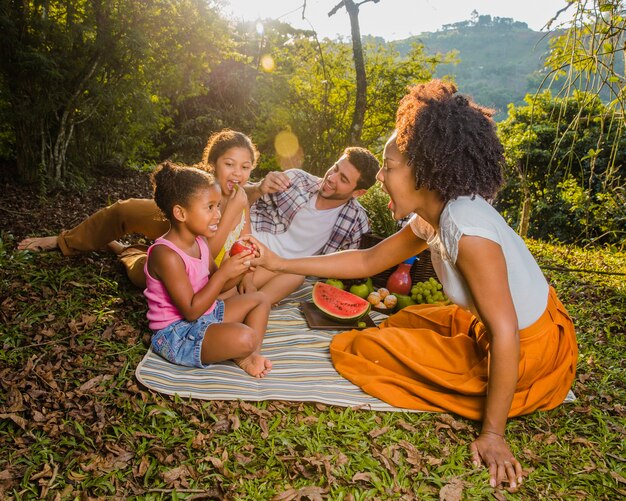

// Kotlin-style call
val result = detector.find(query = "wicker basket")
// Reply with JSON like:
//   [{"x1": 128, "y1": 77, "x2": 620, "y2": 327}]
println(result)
[{"x1": 359, "y1": 233, "x2": 437, "y2": 288}]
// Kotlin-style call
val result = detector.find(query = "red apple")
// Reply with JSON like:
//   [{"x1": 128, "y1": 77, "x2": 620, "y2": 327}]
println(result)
[{"x1": 229, "y1": 239, "x2": 255, "y2": 257}]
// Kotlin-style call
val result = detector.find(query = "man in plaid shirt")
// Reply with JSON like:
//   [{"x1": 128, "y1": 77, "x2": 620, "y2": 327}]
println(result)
[
  {"x1": 244, "y1": 146, "x2": 379, "y2": 303},
  {"x1": 16, "y1": 145, "x2": 379, "y2": 303}
]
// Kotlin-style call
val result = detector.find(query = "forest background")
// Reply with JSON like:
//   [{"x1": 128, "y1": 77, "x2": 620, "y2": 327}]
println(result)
[{"x1": 0, "y1": 0, "x2": 624, "y2": 245}]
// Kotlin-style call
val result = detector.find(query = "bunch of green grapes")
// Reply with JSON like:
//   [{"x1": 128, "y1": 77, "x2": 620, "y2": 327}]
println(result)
[{"x1": 410, "y1": 277, "x2": 446, "y2": 304}]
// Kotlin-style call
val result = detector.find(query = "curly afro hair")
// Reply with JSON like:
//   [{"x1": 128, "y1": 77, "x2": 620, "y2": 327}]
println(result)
[{"x1": 395, "y1": 79, "x2": 504, "y2": 202}]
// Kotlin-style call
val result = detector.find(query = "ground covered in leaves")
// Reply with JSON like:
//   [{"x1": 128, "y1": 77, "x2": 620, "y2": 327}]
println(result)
[{"x1": 1, "y1": 170, "x2": 625, "y2": 499}]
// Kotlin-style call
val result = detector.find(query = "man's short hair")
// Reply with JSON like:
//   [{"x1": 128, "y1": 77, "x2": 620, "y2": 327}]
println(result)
[{"x1": 344, "y1": 147, "x2": 380, "y2": 191}]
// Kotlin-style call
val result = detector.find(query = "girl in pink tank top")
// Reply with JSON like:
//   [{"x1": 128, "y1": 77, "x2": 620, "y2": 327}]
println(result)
[{"x1": 144, "y1": 161, "x2": 272, "y2": 378}]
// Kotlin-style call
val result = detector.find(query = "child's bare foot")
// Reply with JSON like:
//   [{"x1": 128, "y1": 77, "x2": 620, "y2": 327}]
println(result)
[
  {"x1": 235, "y1": 353, "x2": 272, "y2": 378},
  {"x1": 17, "y1": 236, "x2": 59, "y2": 252}
]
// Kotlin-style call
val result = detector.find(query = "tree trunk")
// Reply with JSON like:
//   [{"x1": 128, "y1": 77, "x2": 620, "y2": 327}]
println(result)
[
  {"x1": 46, "y1": 57, "x2": 100, "y2": 181},
  {"x1": 518, "y1": 179, "x2": 531, "y2": 238},
  {"x1": 51, "y1": 109, "x2": 74, "y2": 181},
  {"x1": 328, "y1": 0, "x2": 381, "y2": 146},
  {"x1": 343, "y1": 0, "x2": 366, "y2": 146}
]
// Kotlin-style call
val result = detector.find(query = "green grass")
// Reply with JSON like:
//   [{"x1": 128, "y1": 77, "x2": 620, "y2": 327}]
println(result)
[{"x1": 1, "y1": 233, "x2": 625, "y2": 499}]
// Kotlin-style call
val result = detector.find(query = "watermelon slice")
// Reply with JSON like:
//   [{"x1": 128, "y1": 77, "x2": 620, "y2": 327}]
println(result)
[{"x1": 312, "y1": 281, "x2": 371, "y2": 323}]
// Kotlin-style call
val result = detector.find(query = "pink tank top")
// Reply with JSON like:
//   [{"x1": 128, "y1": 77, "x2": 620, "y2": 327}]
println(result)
[{"x1": 144, "y1": 236, "x2": 216, "y2": 331}]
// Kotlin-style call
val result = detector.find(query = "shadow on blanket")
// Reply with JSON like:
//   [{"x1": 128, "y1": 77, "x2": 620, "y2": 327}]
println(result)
[{"x1": 135, "y1": 280, "x2": 576, "y2": 411}]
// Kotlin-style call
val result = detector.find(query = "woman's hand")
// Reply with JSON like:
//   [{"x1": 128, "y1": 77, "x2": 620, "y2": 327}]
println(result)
[
  {"x1": 241, "y1": 235, "x2": 282, "y2": 272},
  {"x1": 470, "y1": 432, "x2": 523, "y2": 491}
]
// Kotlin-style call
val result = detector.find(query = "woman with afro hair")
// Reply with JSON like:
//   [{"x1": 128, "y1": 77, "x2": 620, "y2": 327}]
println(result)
[{"x1": 248, "y1": 79, "x2": 577, "y2": 491}]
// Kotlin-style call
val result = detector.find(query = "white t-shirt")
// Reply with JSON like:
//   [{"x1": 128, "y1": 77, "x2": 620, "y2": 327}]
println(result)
[
  {"x1": 410, "y1": 196, "x2": 548, "y2": 329},
  {"x1": 253, "y1": 194, "x2": 343, "y2": 258}
]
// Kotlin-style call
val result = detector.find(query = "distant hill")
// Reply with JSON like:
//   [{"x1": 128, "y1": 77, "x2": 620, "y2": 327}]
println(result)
[{"x1": 390, "y1": 14, "x2": 556, "y2": 120}]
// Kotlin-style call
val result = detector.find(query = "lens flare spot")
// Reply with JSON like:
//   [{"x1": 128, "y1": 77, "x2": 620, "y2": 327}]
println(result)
[
  {"x1": 260, "y1": 54, "x2": 275, "y2": 72},
  {"x1": 274, "y1": 130, "x2": 300, "y2": 159}
]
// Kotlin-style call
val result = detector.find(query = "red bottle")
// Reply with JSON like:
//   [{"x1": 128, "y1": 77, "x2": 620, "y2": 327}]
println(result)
[{"x1": 386, "y1": 256, "x2": 416, "y2": 296}]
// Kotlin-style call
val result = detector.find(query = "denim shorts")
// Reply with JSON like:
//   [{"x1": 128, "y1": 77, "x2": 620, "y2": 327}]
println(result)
[{"x1": 151, "y1": 300, "x2": 225, "y2": 368}]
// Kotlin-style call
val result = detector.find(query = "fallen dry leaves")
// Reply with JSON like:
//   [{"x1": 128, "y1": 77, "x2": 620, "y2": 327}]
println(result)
[{"x1": 1, "y1": 178, "x2": 625, "y2": 499}]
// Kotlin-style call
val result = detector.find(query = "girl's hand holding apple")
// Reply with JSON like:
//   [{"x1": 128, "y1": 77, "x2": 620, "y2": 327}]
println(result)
[
  {"x1": 229, "y1": 239, "x2": 256, "y2": 258},
  {"x1": 218, "y1": 251, "x2": 255, "y2": 281}
]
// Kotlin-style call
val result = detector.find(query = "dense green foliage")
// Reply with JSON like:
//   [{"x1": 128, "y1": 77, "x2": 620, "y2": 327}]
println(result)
[
  {"x1": 250, "y1": 36, "x2": 443, "y2": 178},
  {"x1": 358, "y1": 183, "x2": 399, "y2": 238},
  {"x1": 497, "y1": 90, "x2": 626, "y2": 246},
  {"x1": 545, "y1": 0, "x2": 625, "y2": 109},
  {"x1": 493, "y1": 0, "x2": 625, "y2": 247},
  {"x1": 0, "y1": 1, "x2": 624, "y2": 246},
  {"x1": 0, "y1": 0, "x2": 232, "y2": 185},
  {"x1": 0, "y1": 3, "x2": 442, "y2": 186},
  {"x1": 1, "y1": 231, "x2": 624, "y2": 498}
]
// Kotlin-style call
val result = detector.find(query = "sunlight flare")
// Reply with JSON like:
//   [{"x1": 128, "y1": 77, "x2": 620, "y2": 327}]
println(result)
[{"x1": 260, "y1": 54, "x2": 275, "y2": 72}]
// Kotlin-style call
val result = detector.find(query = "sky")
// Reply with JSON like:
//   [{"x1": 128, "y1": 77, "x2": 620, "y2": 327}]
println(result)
[{"x1": 223, "y1": 0, "x2": 571, "y2": 41}]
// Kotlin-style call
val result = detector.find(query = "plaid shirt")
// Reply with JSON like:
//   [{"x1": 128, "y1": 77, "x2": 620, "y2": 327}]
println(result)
[{"x1": 250, "y1": 169, "x2": 370, "y2": 255}]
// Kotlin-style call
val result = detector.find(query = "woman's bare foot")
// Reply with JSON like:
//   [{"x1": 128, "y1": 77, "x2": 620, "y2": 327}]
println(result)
[
  {"x1": 235, "y1": 353, "x2": 272, "y2": 378},
  {"x1": 17, "y1": 236, "x2": 59, "y2": 252}
]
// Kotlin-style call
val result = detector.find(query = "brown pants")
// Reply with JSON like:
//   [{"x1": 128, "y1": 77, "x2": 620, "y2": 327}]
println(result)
[{"x1": 58, "y1": 198, "x2": 168, "y2": 288}]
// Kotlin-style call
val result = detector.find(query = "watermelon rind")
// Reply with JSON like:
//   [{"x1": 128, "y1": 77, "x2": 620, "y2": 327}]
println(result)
[{"x1": 312, "y1": 282, "x2": 371, "y2": 323}]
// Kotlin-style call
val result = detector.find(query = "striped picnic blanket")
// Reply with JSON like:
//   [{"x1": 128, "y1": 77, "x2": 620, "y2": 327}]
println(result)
[
  {"x1": 135, "y1": 280, "x2": 415, "y2": 411},
  {"x1": 135, "y1": 280, "x2": 575, "y2": 409}
]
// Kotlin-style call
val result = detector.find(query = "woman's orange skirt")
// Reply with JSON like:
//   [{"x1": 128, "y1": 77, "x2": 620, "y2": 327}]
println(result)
[{"x1": 329, "y1": 287, "x2": 577, "y2": 421}]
